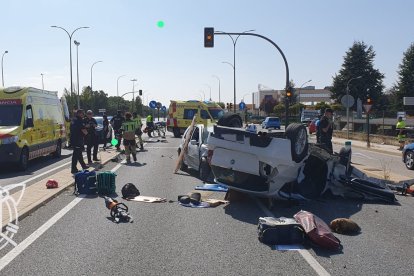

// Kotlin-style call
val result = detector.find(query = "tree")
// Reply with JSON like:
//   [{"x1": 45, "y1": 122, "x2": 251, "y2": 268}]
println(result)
[
  {"x1": 260, "y1": 96, "x2": 278, "y2": 115},
  {"x1": 217, "y1": 102, "x2": 225, "y2": 109},
  {"x1": 391, "y1": 43, "x2": 414, "y2": 112},
  {"x1": 273, "y1": 103, "x2": 285, "y2": 116},
  {"x1": 315, "y1": 101, "x2": 331, "y2": 111},
  {"x1": 331, "y1": 41, "x2": 385, "y2": 109}
]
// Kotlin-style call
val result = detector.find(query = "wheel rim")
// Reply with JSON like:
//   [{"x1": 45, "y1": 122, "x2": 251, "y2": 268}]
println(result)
[
  {"x1": 406, "y1": 152, "x2": 414, "y2": 168},
  {"x1": 295, "y1": 128, "x2": 307, "y2": 155}
]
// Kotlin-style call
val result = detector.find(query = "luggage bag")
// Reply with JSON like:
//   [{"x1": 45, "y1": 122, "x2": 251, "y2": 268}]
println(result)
[
  {"x1": 74, "y1": 170, "x2": 97, "y2": 195},
  {"x1": 96, "y1": 171, "x2": 117, "y2": 195},
  {"x1": 258, "y1": 217, "x2": 305, "y2": 245}
]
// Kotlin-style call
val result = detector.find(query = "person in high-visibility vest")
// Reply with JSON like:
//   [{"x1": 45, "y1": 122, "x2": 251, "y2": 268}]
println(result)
[
  {"x1": 121, "y1": 112, "x2": 138, "y2": 163},
  {"x1": 396, "y1": 116, "x2": 406, "y2": 150},
  {"x1": 133, "y1": 112, "x2": 144, "y2": 150}
]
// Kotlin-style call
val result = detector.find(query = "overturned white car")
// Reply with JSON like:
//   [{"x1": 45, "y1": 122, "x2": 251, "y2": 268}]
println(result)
[{"x1": 207, "y1": 123, "x2": 396, "y2": 203}]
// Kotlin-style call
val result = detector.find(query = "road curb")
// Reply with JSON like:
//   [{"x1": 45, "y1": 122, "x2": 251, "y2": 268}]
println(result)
[
  {"x1": 332, "y1": 140, "x2": 401, "y2": 157},
  {"x1": 2, "y1": 150, "x2": 122, "y2": 229}
]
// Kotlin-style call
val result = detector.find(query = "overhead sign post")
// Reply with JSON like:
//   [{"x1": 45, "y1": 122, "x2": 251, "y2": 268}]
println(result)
[{"x1": 364, "y1": 104, "x2": 372, "y2": 148}]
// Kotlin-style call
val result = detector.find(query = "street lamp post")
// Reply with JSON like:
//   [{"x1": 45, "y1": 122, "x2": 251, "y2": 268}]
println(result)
[
  {"x1": 117, "y1": 75, "x2": 126, "y2": 97},
  {"x1": 41, "y1": 73, "x2": 44, "y2": 90},
  {"x1": 217, "y1": 29, "x2": 255, "y2": 113},
  {"x1": 131, "y1": 78, "x2": 137, "y2": 112},
  {"x1": 212, "y1": 75, "x2": 221, "y2": 103},
  {"x1": 90, "y1": 61, "x2": 103, "y2": 93},
  {"x1": 346, "y1": 76, "x2": 362, "y2": 139},
  {"x1": 297, "y1": 79, "x2": 312, "y2": 104},
  {"x1": 1, "y1": 50, "x2": 8, "y2": 87},
  {"x1": 51, "y1": 25, "x2": 89, "y2": 108},
  {"x1": 74, "y1": 40, "x2": 80, "y2": 108},
  {"x1": 204, "y1": 83, "x2": 212, "y2": 101}
]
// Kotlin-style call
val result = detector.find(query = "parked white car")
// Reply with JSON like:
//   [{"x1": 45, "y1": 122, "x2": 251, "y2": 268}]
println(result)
[{"x1": 178, "y1": 124, "x2": 214, "y2": 181}]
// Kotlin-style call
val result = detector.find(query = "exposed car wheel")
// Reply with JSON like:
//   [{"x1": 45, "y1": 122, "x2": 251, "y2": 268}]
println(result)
[
  {"x1": 405, "y1": 150, "x2": 414, "y2": 170},
  {"x1": 173, "y1": 127, "x2": 181, "y2": 138},
  {"x1": 19, "y1": 147, "x2": 29, "y2": 171},
  {"x1": 178, "y1": 149, "x2": 188, "y2": 171},
  {"x1": 217, "y1": 113, "x2": 243, "y2": 128},
  {"x1": 53, "y1": 140, "x2": 62, "y2": 158},
  {"x1": 199, "y1": 159, "x2": 211, "y2": 181},
  {"x1": 285, "y1": 123, "x2": 308, "y2": 163}
]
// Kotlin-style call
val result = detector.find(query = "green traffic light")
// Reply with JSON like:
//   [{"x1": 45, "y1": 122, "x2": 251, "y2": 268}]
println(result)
[{"x1": 157, "y1": 21, "x2": 165, "y2": 28}]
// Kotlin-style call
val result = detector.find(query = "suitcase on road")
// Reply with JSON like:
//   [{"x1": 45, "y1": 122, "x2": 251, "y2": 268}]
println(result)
[
  {"x1": 96, "y1": 171, "x2": 117, "y2": 196},
  {"x1": 74, "y1": 170, "x2": 97, "y2": 195},
  {"x1": 258, "y1": 217, "x2": 305, "y2": 245}
]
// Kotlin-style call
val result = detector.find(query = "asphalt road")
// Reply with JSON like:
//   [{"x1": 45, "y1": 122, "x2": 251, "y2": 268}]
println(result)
[{"x1": 1, "y1": 132, "x2": 413, "y2": 275}]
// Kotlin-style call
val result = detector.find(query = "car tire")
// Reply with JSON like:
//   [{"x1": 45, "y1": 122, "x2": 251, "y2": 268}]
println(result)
[
  {"x1": 53, "y1": 140, "x2": 62, "y2": 158},
  {"x1": 217, "y1": 113, "x2": 243, "y2": 128},
  {"x1": 173, "y1": 127, "x2": 181, "y2": 138},
  {"x1": 199, "y1": 159, "x2": 211, "y2": 181},
  {"x1": 19, "y1": 147, "x2": 29, "y2": 171},
  {"x1": 285, "y1": 123, "x2": 308, "y2": 163},
  {"x1": 405, "y1": 150, "x2": 414, "y2": 170}
]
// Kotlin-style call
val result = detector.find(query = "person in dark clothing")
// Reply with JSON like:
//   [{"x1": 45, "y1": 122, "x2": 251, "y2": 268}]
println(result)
[
  {"x1": 102, "y1": 114, "x2": 110, "y2": 150},
  {"x1": 70, "y1": 109, "x2": 89, "y2": 173},
  {"x1": 319, "y1": 108, "x2": 334, "y2": 154},
  {"x1": 84, "y1": 110, "x2": 99, "y2": 163},
  {"x1": 110, "y1": 110, "x2": 125, "y2": 151}
]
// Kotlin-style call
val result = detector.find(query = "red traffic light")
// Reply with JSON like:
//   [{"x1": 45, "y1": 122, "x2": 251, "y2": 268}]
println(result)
[{"x1": 204, "y1": 27, "x2": 214, "y2": 48}]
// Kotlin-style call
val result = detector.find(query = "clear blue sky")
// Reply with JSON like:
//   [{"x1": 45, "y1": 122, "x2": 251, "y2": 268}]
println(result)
[{"x1": 1, "y1": 0, "x2": 413, "y2": 107}]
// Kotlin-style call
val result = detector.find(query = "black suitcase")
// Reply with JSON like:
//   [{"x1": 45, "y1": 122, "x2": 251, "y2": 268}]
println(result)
[{"x1": 258, "y1": 217, "x2": 305, "y2": 245}]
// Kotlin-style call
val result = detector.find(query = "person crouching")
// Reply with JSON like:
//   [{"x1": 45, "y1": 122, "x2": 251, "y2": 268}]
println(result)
[{"x1": 121, "y1": 112, "x2": 138, "y2": 163}]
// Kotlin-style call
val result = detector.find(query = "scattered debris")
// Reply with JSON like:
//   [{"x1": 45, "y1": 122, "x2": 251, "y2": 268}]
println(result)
[{"x1": 330, "y1": 218, "x2": 361, "y2": 235}]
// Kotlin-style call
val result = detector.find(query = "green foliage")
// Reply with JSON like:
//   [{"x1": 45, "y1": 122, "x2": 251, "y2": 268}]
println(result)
[
  {"x1": 315, "y1": 101, "x2": 331, "y2": 111},
  {"x1": 289, "y1": 103, "x2": 303, "y2": 114},
  {"x1": 330, "y1": 103, "x2": 344, "y2": 112},
  {"x1": 273, "y1": 103, "x2": 285, "y2": 116},
  {"x1": 217, "y1": 102, "x2": 225, "y2": 109},
  {"x1": 392, "y1": 43, "x2": 414, "y2": 111},
  {"x1": 331, "y1": 41, "x2": 384, "y2": 109}
]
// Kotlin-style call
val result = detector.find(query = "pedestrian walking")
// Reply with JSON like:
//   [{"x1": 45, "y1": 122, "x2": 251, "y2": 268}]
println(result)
[
  {"x1": 133, "y1": 112, "x2": 144, "y2": 150},
  {"x1": 110, "y1": 110, "x2": 125, "y2": 151},
  {"x1": 396, "y1": 116, "x2": 406, "y2": 150},
  {"x1": 70, "y1": 109, "x2": 89, "y2": 173},
  {"x1": 121, "y1": 112, "x2": 138, "y2": 163},
  {"x1": 84, "y1": 110, "x2": 100, "y2": 163},
  {"x1": 319, "y1": 108, "x2": 334, "y2": 154}
]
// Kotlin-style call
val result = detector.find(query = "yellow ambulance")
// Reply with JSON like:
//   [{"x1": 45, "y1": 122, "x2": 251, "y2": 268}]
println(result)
[
  {"x1": 0, "y1": 86, "x2": 68, "y2": 170},
  {"x1": 167, "y1": 100, "x2": 224, "y2": 137}
]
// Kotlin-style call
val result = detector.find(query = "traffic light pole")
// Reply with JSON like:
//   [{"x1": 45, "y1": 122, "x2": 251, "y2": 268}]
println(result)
[
  {"x1": 214, "y1": 32, "x2": 290, "y2": 125},
  {"x1": 366, "y1": 112, "x2": 370, "y2": 148}
]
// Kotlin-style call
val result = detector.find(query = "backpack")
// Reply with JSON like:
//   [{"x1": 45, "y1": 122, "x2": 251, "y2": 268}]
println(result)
[
  {"x1": 74, "y1": 170, "x2": 97, "y2": 195},
  {"x1": 121, "y1": 183, "x2": 140, "y2": 199},
  {"x1": 258, "y1": 217, "x2": 305, "y2": 245},
  {"x1": 96, "y1": 171, "x2": 117, "y2": 196},
  {"x1": 294, "y1": 210, "x2": 341, "y2": 250}
]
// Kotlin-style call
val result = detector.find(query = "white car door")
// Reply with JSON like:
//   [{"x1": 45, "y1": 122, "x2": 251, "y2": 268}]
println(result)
[{"x1": 187, "y1": 126, "x2": 201, "y2": 169}]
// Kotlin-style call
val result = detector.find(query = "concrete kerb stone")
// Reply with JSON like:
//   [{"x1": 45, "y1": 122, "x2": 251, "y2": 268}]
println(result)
[
  {"x1": 332, "y1": 138, "x2": 401, "y2": 157},
  {"x1": 2, "y1": 149, "x2": 121, "y2": 228}
]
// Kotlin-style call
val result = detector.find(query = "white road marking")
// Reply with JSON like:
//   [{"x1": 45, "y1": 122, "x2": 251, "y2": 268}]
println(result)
[
  {"x1": 254, "y1": 198, "x2": 331, "y2": 276},
  {"x1": 0, "y1": 159, "x2": 123, "y2": 271}
]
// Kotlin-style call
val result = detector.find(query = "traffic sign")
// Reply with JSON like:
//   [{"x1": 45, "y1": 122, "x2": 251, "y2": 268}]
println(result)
[
  {"x1": 98, "y1": 108, "x2": 106, "y2": 113},
  {"x1": 149, "y1": 100, "x2": 157, "y2": 109},
  {"x1": 161, "y1": 106, "x2": 166, "y2": 112},
  {"x1": 239, "y1": 102, "x2": 246, "y2": 110},
  {"x1": 341, "y1": 95, "x2": 355, "y2": 108},
  {"x1": 156, "y1": 102, "x2": 162, "y2": 109},
  {"x1": 363, "y1": 104, "x2": 372, "y2": 113}
]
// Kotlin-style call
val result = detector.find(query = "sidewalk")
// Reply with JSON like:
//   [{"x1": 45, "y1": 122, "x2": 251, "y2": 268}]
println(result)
[
  {"x1": 332, "y1": 136, "x2": 402, "y2": 157},
  {"x1": 2, "y1": 148, "x2": 120, "y2": 228}
]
